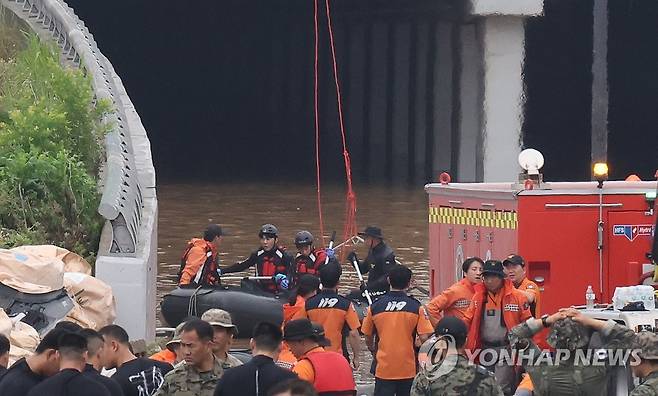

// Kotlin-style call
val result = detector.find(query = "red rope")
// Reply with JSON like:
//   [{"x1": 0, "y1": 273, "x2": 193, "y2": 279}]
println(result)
[
  {"x1": 313, "y1": 0, "x2": 325, "y2": 247},
  {"x1": 324, "y1": 0, "x2": 358, "y2": 258}
]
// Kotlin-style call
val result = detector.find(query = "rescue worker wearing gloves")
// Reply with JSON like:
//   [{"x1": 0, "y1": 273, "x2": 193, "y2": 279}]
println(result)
[
  {"x1": 283, "y1": 319, "x2": 356, "y2": 395},
  {"x1": 290, "y1": 230, "x2": 335, "y2": 286},
  {"x1": 507, "y1": 307, "x2": 637, "y2": 396},
  {"x1": 630, "y1": 331, "x2": 658, "y2": 396},
  {"x1": 426, "y1": 257, "x2": 483, "y2": 326},
  {"x1": 221, "y1": 224, "x2": 292, "y2": 293},
  {"x1": 178, "y1": 224, "x2": 226, "y2": 287},
  {"x1": 462, "y1": 260, "x2": 532, "y2": 396},
  {"x1": 348, "y1": 226, "x2": 397, "y2": 294},
  {"x1": 362, "y1": 265, "x2": 434, "y2": 396},
  {"x1": 502, "y1": 255, "x2": 540, "y2": 316},
  {"x1": 410, "y1": 316, "x2": 503, "y2": 396}
]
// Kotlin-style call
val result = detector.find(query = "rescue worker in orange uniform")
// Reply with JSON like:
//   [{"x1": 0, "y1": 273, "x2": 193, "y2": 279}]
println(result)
[
  {"x1": 290, "y1": 231, "x2": 335, "y2": 286},
  {"x1": 293, "y1": 262, "x2": 361, "y2": 368},
  {"x1": 426, "y1": 257, "x2": 483, "y2": 325},
  {"x1": 463, "y1": 260, "x2": 532, "y2": 396},
  {"x1": 284, "y1": 319, "x2": 356, "y2": 396},
  {"x1": 362, "y1": 265, "x2": 434, "y2": 396},
  {"x1": 277, "y1": 274, "x2": 321, "y2": 370},
  {"x1": 178, "y1": 224, "x2": 226, "y2": 286},
  {"x1": 503, "y1": 254, "x2": 540, "y2": 316},
  {"x1": 222, "y1": 224, "x2": 292, "y2": 293}
]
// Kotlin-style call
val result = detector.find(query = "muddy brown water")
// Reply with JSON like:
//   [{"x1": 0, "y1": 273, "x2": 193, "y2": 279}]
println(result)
[{"x1": 156, "y1": 181, "x2": 430, "y2": 382}]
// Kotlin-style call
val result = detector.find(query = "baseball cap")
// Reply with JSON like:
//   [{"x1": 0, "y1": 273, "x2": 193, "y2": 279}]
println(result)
[
  {"x1": 434, "y1": 316, "x2": 467, "y2": 338},
  {"x1": 503, "y1": 254, "x2": 525, "y2": 267},
  {"x1": 165, "y1": 322, "x2": 186, "y2": 352},
  {"x1": 481, "y1": 260, "x2": 505, "y2": 278},
  {"x1": 635, "y1": 331, "x2": 658, "y2": 360},
  {"x1": 201, "y1": 309, "x2": 238, "y2": 336}
]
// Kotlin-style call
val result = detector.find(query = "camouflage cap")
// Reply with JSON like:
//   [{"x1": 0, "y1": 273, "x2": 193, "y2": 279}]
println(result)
[
  {"x1": 547, "y1": 318, "x2": 591, "y2": 350},
  {"x1": 635, "y1": 331, "x2": 658, "y2": 360},
  {"x1": 165, "y1": 321, "x2": 186, "y2": 352},
  {"x1": 201, "y1": 309, "x2": 238, "y2": 335}
]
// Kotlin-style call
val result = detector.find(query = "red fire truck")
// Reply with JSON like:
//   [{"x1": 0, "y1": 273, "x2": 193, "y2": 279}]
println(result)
[{"x1": 425, "y1": 150, "x2": 657, "y2": 314}]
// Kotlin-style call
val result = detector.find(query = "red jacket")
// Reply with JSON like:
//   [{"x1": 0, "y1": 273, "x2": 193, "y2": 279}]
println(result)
[{"x1": 463, "y1": 280, "x2": 532, "y2": 351}]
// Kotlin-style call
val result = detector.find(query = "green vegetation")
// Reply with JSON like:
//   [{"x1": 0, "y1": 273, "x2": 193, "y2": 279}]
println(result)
[{"x1": 0, "y1": 30, "x2": 111, "y2": 261}]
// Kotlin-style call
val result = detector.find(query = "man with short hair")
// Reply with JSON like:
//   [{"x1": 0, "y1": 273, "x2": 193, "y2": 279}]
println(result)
[
  {"x1": 411, "y1": 316, "x2": 503, "y2": 396},
  {"x1": 179, "y1": 224, "x2": 227, "y2": 286},
  {"x1": 293, "y1": 262, "x2": 361, "y2": 368},
  {"x1": 267, "y1": 378, "x2": 318, "y2": 396},
  {"x1": 349, "y1": 226, "x2": 396, "y2": 293},
  {"x1": 284, "y1": 319, "x2": 356, "y2": 395},
  {"x1": 99, "y1": 324, "x2": 173, "y2": 396},
  {"x1": 463, "y1": 260, "x2": 532, "y2": 395},
  {"x1": 26, "y1": 332, "x2": 111, "y2": 396},
  {"x1": 200, "y1": 309, "x2": 242, "y2": 368},
  {"x1": 502, "y1": 254, "x2": 541, "y2": 316},
  {"x1": 362, "y1": 265, "x2": 434, "y2": 396},
  {"x1": 631, "y1": 331, "x2": 658, "y2": 395},
  {"x1": 214, "y1": 322, "x2": 297, "y2": 396},
  {"x1": 0, "y1": 327, "x2": 67, "y2": 395},
  {"x1": 80, "y1": 328, "x2": 125, "y2": 396},
  {"x1": 426, "y1": 257, "x2": 483, "y2": 325},
  {"x1": 155, "y1": 319, "x2": 223, "y2": 396},
  {"x1": 0, "y1": 333, "x2": 9, "y2": 374}
]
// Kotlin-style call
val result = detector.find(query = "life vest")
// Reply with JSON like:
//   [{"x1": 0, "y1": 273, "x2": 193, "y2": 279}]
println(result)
[
  {"x1": 256, "y1": 248, "x2": 289, "y2": 292},
  {"x1": 305, "y1": 351, "x2": 356, "y2": 395},
  {"x1": 294, "y1": 249, "x2": 328, "y2": 277},
  {"x1": 178, "y1": 239, "x2": 219, "y2": 286}
]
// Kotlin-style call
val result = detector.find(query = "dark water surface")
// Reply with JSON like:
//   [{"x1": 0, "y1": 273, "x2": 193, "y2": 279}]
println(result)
[{"x1": 156, "y1": 182, "x2": 430, "y2": 382}]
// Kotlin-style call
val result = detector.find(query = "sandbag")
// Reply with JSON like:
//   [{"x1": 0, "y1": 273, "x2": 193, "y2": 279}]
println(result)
[
  {"x1": 8, "y1": 321, "x2": 40, "y2": 366},
  {"x1": 63, "y1": 272, "x2": 116, "y2": 329},
  {"x1": 12, "y1": 245, "x2": 91, "y2": 275},
  {"x1": 0, "y1": 309, "x2": 11, "y2": 338},
  {"x1": 0, "y1": 249, "x2": 64, "y2": 293}
]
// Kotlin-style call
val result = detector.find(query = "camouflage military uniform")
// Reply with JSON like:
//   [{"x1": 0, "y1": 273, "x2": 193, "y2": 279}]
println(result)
[
  {"x1": 154, "y1": 357, "x2": 223, "y2": 396},
  {"x1": 508, "y1": 318, "x2": 636, "y2": 396},
  {"x1": 410, "y1": 354, "x2": 504, "y2": 396},
  {"x1": 218, "y1": 352, "x2": 242, "y2": 369},
  {"x1": 631, "y1": 331, "x2": 658, "y2": 396}
]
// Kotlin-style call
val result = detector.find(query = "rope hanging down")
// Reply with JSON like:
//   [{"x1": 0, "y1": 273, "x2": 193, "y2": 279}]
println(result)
[{"x1": 313, "y1": 0, "x2": 358, "y2": 254}]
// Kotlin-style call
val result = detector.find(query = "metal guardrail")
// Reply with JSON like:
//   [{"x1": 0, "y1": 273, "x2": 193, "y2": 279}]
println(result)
[{"x1": 1, "y1": 0, "x2": 156, "y2": 255}]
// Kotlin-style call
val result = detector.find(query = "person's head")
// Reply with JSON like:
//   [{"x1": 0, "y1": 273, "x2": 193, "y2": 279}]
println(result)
[
  {"x1": 201, "y1": 309, "x2": 238, "y2": 356},
  {"x1": 462, "y1": 257, "x2": 483, "y2": 284},
  {"x1": 481, "y1": 260, "x2": 505, "y2": 292},
  {"x1": 319, "y1": 262, "x2": 341, "y2": 289},
  {"x1": 179, "y1": 319, "x2": 214, "y2": 367},
  {"x1": 259, "y1": 224, "x2": 279, "y2": 251},
  {"x1": 98, "y1": 324, "x2": 132, "y2": 369},
  {"x1": 204, "y1": 224, "x2": 226, "y2": 249},
  {"x1": 55, "y1": 321, "x2": 84, "y2": 333},
  {"x1": 358, "y1": 226, "x2": 384, "y2": 249},
  {"x1": 250, "y1": 322, "x2": 283, "y2": 357},
  {"x1": 57, "y1": 332, "x2": 88, "y2": 371},
  {"x1": 294, "y1": 231, "x2": 314, "y2": 256},
  {"x1": 546, "y1": 318, "x2": 591, "y2": 352},
  {"x1": 289, "y1": 275, "x2": 320, "y2": 306},
  {"x1": 283, "y1": 319, "x2": 328, "y2": 359},
  {"x1": 434, "y1": 316, "x2": 467, "y2": 351},
  {"x1": 631, "y1": 331, "x2": 658, "y2": 378},
  {"x1": 79, "y1": 329, "x2": 105, "y2": 371},
  {"x1": 388, "y1": 265, "x2": 412, "y2": 290},
  {"x1": 267, "y1": 379, "x2": 319, "y2": 396},
  {"x1": 502, "y1": 254, "x2": 526, "y2": 285},
  {"x1": 0, "y1": 333, "x2": 9, "y2": 369},
  {"x1": 32, "y1": 328, "x2": 69, "y2": 376},
  {"x1": 165, "y1": 321, "x2": 187, "y2": 364}
]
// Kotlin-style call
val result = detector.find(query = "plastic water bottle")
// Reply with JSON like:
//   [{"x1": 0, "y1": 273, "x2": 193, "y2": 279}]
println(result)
[{"x1": 585, "y1": 285, "x2": 595, "y2": 309}]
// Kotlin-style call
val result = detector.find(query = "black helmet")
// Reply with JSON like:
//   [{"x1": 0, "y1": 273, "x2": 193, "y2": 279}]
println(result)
[
  {"x1": 259, "y1": 224, "x2": 279, "y2": 238},
  {"x1": 294, "y1": 231, "x2": 314, "y2": 246}
]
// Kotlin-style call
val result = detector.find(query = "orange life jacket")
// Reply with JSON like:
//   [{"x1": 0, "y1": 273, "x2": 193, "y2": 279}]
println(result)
[
  {"x1": 464, "y1": 280, "x2": 532, "y2": 351},
  {"x1": 305, "y1": 351, "x2": 356, "y2": 395},
  {"x1": 178, "y1": 238, "x2": 219, "y2": 286}
]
